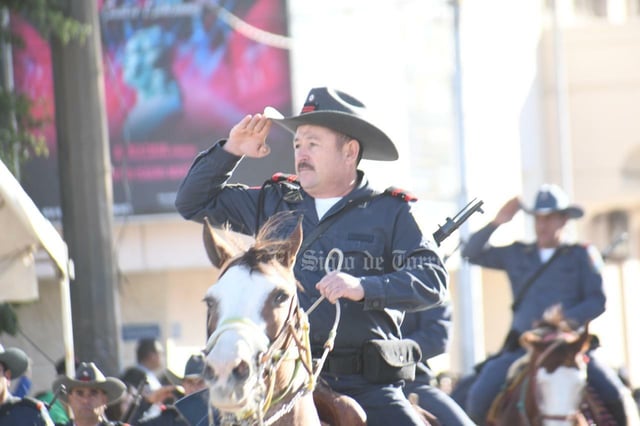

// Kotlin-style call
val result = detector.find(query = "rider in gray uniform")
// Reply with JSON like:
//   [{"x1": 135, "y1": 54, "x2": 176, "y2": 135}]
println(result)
[
  {"x1": 175, "y1": 87, "x2": 448, "y2": 425},
  {"x1": 462, "y1": 184, "x2": 632, "y2": 425}
]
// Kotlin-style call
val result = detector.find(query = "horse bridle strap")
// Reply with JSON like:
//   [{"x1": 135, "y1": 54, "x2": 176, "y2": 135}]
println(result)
[
  {"x1": 204, "y1": 318, "x2": 270, "y2": 355},
  {"x1": 540, "y1": 412, "x2": 581, "y2": 421},
  {"x1": 209, "y1": 297, "x2": 313, "y2": 425}
]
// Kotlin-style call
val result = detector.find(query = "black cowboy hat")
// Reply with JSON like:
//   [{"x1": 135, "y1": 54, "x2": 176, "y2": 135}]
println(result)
[
  {"x1": 52, "y1": 362, "x2": 126, "y2": 405},
  {"x1": 165, "y1": 353, "x2": 205, "y2": 386},
  {"x1": 522, "y1": 184, "x2": 584, "y2": 219},
  {"x1": 264, "y1": 87, "x2": 398, "y2": 161},
  {"x1": 0, "y1": 344, "x2": 28, "y2": 378}
]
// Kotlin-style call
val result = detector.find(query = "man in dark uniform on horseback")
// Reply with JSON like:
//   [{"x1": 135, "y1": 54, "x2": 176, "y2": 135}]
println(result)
[
  {"x1": 0, "y1": 344, "x2": 54, "y2": 426},
  {"x1": 462, "y1": 184, "x2": 635, "y2": 425},
  {"x1": 175, "y1": 87, "x2": 449, "y2": 425}
]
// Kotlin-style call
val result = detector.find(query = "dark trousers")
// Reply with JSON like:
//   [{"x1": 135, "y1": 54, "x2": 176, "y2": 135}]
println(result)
[
  {"x1": 404, "y1": 373, "x2": 476, "y2": 426},
  {"x1": 322, "y1": 373, "x2": 425, "y2": 426}
]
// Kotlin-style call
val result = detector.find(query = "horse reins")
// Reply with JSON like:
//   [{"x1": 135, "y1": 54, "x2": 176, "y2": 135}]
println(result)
[
  {"x1": 257, "y1": 248, "x2": 345, "y2": 424},
  {"x1": 304, "y1": 247, "x2": 343, "y2": 383}
]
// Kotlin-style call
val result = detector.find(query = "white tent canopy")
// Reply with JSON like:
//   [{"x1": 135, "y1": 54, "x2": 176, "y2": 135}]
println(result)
[{"x1": 0, "y1": 159, "x2": 75, "y2": 375}]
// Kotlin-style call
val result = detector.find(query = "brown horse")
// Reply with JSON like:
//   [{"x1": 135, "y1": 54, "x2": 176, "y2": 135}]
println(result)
[
  {"x1": 487, "y1": 306, "x2": 593, "y2": 426},
  {"x1": 201, "y1": 216, "x2": 366, "y2": 426}
]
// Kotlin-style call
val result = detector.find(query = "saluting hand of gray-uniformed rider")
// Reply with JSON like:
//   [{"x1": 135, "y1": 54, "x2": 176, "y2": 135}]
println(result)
[
  {"x1": 222, "y1": 113, "x2": 365, "y2": 305},
  {"x1": 492, "y1": 196, "x2": 521, "y2": 226}
]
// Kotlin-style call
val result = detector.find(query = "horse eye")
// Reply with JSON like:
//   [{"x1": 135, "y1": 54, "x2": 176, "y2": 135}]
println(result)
[
  {"x1": 205, "y1": 298, "x2": 214, "y2": 309},
  {"x1": 272, "y1": 290, "x2": 290, "y2": 306}
]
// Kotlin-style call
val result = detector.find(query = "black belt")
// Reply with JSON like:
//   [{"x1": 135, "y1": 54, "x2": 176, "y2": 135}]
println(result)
[{"x1": 319, "y1": 352, "x2": 363, "y2": 375}]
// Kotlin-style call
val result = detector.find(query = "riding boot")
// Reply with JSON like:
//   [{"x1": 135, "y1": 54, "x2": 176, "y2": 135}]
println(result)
[{"x1": 604, "y1": 398, "x2": 628, "y2": 426}]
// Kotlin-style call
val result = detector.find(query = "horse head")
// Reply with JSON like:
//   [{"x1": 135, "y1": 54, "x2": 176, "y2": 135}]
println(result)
[
  {"x1": 519, "y1": 305, "x2": 591, "y2": 425},
  {"x1": 201, "y1": 215, "x2": 319, "y2": 425}
]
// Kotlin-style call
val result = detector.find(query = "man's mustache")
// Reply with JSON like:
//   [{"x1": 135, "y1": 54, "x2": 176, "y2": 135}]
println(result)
[{"x1": 297, "y1": 162, "x2": 314, "y2": 171}]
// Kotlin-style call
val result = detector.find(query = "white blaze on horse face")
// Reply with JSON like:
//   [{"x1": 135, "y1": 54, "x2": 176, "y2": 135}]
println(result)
[
  {"x1": 204, "y1": 264, "x2": 281, "y2": 412},
  {"x1": 535, "y1": 366, "x2": 587, "y2": 425}
]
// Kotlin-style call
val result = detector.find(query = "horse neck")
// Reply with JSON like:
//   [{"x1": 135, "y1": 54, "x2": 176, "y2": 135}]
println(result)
[
  {"x1": 527, "y1": 354, "x2": 585, "y2": 426},
  {"x1": 264, "y1": 312, "x2": 318, "y2": 426},
  {"x1": 267, "y1": 392, "x2": 321, "y2": 426}
]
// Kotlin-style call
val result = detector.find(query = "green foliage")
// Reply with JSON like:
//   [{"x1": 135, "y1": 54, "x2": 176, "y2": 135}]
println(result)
[
  {"x1": 0, "y1": 89, "x2": 49, "y2": 175},
  {"x1": 0, "y1": 0, "x2": 89, "y2": 175},
  {"x1": 0, "y1": 303, "x2": 18, "y2": 336},
  {"x1": 0, "y1": 0, "x2": 89, "y2": 45}
]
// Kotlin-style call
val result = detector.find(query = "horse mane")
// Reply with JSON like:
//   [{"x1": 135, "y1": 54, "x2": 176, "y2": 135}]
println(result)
[
  {"x1": 533, "y1": 305, "x2": 575, "y2": 333},
  {"x1": 522, "y1": 304, "x2": 589, "y2": 373},
  {"x1": 223, "y1": 212, "x2": 301, "y2": 276}
]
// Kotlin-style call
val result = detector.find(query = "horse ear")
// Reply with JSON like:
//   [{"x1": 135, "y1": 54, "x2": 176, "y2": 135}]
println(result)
[
  {"x1": 282, "y1": 220, "x2": 303, "y2": 269},
  {"x1": 203, "y1": 217, "x2": 236, "y2": 268}
]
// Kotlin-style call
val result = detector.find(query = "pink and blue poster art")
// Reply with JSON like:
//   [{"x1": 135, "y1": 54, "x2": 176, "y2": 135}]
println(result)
[{"x1": 13, "y1": 0, "x2": 293, "y2": 218}]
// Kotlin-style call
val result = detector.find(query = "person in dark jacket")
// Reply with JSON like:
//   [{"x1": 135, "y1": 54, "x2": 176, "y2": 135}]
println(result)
[
  {"x1": 174, "y1": 87, "x2": 448, "y2": 425},
  {"x1": 402, "y1": 303, "x2": 475, "y2": 425},
  {"x1": 462, "y1": 184, "x2": 633, "y2": 425},
  {"x1": 0, "y1": 344, "x2": 54, "y2": 426}
]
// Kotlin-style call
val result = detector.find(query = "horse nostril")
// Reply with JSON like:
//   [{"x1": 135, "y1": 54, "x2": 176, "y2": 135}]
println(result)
[
  {"x1": 233, "y1": 360, "x2": 250, "y2": 381},
  {"x1": 203, "y1": 365, "x2": 217, "y2": 382}
]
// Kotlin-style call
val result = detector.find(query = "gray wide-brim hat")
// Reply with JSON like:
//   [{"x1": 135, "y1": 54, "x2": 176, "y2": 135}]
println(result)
[
  {"x1": 522, "y1": 184, "x2": 584, "y2": 219},
  {"x1": 166, "y1": 353, "x2": 205, "y2": 386},
  {"x1": 0, "y1": 344, "x2": 28, "y2": 378},
  {"x1": 264, "y1": 87, "x2": 399, "y2": 161},
  {"x1": 52, "y1": 361, "x2": 126, "y2": 405}
]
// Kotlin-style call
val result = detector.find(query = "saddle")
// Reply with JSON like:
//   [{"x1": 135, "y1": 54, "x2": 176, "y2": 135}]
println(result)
[{"x1": 313, "y1": 381, "x2": 367, "y2": 426}]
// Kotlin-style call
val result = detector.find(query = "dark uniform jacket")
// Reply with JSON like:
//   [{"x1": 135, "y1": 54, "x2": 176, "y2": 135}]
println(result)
[
  {"x1": 175, "y1": 141, "x2": 448, "y2": 355},
  {"x1": 401, "y1": 302, "x2": 452, "y2": 377},
  {"x1": 0, "y1": 395, "x2": 54, "y2": 426},
  {"x1": 461, "y1": 222, "x2": 606, "y2": 333},
  {"x1": 135, "y1": 404, "x2": 190, "y2": 426}
]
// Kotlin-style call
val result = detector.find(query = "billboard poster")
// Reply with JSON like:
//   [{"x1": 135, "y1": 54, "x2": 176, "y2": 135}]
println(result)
[{"x1": 13, "y1": 0, "x2": 293, "y2": 219}]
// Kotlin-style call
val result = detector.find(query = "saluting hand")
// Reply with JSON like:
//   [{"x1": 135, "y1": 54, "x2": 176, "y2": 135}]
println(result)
[
  {"x1": 493, "y1": 196, "x2": 521, "y2": 226},
  {"x1": 223, "y1": 114, "x2": 273, "y2": 158},
  {"x1": 316, "y1": 271, "x2": 365, "y2": 304}
]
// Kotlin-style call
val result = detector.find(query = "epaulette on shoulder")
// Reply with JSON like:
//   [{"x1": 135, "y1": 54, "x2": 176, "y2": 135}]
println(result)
[
  {"x1": 11, "y1": 396, "x2": 47, "y2": 411},
  {"x1": 584, "y1": 243, "x2": 604, "y2": 272},
  {"x1": 271, "y1": 172, "x2": 299, "y2": 184},
  {"x1": 383, "y1": 186, "x2": 418, "y2": 203},
  {"x1": 266, "y1": 173, "x2": 302, "y2": 203},
  {"x1": 0, "y1": 396, "x2": 50, "y2": 420}
]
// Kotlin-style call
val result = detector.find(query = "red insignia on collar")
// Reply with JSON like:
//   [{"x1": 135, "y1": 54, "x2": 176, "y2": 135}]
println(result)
[
  {"x1": 271, "y1": 172, "x2": 299, "y2": 183},
  {"x1": 384, "y1": 186, "x2": 418, "y2": 202}
]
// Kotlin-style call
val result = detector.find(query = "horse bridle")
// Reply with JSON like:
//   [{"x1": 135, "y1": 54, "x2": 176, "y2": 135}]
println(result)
[
  {"x1": 204, "y1": 287, "x2": 316, "y2": 426},
  {"x1": 203, "y1": 249, "x2": 345, "y2": 426}
]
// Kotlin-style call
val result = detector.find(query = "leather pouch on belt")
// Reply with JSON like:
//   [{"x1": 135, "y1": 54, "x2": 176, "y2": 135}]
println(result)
[{"x1": 362, "y1": 339, "x2": 422, "y2": 384}]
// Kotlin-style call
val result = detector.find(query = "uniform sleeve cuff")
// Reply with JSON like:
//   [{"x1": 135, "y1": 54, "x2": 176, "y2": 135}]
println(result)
[{"x1": 361, "y1": 276, "x2": 386, "y2": 310}]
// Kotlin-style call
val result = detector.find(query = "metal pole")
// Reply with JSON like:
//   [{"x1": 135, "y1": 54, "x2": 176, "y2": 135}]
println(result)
[
  {"x1": 50, "y1": 0, "x2": 121, "y2": 375},
  {"x1": 451, "y1": 0, "x2": 484, "y2": 374},
  {"x1": 60, "y1": 260, "x2": 76, "y2": 378},
  {"x1": 551, "y1": 0, "x2": 574, "y2": 196}
]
